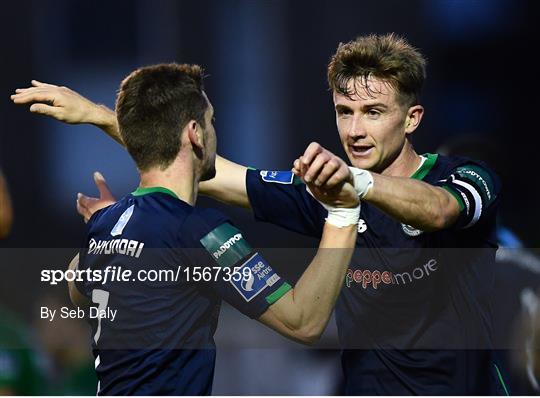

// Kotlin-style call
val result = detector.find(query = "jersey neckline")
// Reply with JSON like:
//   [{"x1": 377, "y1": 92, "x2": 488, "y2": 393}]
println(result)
[
  {"x1": 132, "y1": 186, "x2": 179, "y2": 200},
  {"x1": 410, "y1": 153, "x2": 438, "y2": 180}
]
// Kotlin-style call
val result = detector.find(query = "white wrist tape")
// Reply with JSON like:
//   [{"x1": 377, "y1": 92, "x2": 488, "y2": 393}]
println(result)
[
  {"x1": 325, "y1": 205, "x2": 361, "y2": 228},
  {"x1": 306, "y1": 186, "x2": 360, "y2": 228},
  {"x1": 349, "y1": 167, "x2": 374, "y2": 198}
]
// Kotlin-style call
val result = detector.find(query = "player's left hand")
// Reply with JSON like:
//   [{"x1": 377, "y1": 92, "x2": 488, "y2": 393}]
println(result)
[
  {"x1": 10, "y1": 80, "x2": 105, "y2": 125},
  {"x1": 76, "y1": 172, "x2": 116, "y2": 223},
  {"x1": 293, "y1": 142, "x2": 358, "y2": 208}
]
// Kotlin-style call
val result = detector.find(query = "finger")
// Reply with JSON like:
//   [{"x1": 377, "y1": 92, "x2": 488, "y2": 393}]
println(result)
[
  {"x1": 325, "y1": 167, "x2": 351, "y2": 189},
  {"x1": 93, "y1": 171, "x2": 114, "y2": 200},
  {"x1": 303, "y1": 153, "x2": 329, "y2": 183},
  {"x1": 32, "y1": 80, "x2": 58, "y2": 88},
  {"x1": 76, "y1": 194, "x2": 91, "y2": 222},
  {"x1": 292, "y1": 158, "x2": 301, "y2": 176},
  {"x1": 314, "y1": 159, "x2": 340, "y2": 187},
  {"x1": 11, "y1": 91, "x2": 57, "y2": 104},
  {"x1": 77, "y1": 193, "x2": 96, "y2": 210},
  {"x1": 29, "y1": 103, "x2": 60, "y2": 117},
  {"x1": 301, "y1": 142, "x2": 323, "y2": 166}
]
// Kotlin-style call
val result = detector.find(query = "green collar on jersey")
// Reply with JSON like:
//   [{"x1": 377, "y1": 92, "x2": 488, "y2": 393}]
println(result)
[
  {"x1": 410, "y1": 153, "x2": 438, "y2": 180},
  {"x1": 132, "y1": 186, "x2": 179, "y2": 199}
]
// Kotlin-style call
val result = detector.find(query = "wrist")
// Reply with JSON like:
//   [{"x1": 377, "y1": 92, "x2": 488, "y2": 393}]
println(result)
[
  {"x1": 349, "y1": 167, "x2": 374, "y2": 198},
  {"x1": 91, "y1": 104, "x2": 117, "y2": 128},
  {"x1": 325, "y1": 205, "x2": 360, "y2": 228}
]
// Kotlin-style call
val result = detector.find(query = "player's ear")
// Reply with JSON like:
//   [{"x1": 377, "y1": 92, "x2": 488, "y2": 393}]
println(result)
[
  {"x1": 404, "y1": 105, "x2": 424, "y2": 135},
  {"x1": 186, "y1": 120, "x2": 204, "y2": 150}
]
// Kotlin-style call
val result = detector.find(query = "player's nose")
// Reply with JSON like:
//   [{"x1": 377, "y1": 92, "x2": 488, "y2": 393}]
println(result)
[{"x1": 349, "y1": 116, "x2": 367, "y2": 139}]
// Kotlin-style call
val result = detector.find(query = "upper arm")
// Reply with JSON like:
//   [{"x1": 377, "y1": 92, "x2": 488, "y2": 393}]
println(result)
[
  {"x1": 197, "y1": 222, "x2": 312, "y2": 343},
  {"x1": 185, "y1": 212, "x2": 292, "y2": 320},
  {"x1": 245, "y1": 168, "x2": 326, "y2": 237},
  {"x1": 435, "y1": 163, "x2": 500, "y2": 229},
  {"x1": 199, "y1": 156, "x2": 250, "y2": 208}
]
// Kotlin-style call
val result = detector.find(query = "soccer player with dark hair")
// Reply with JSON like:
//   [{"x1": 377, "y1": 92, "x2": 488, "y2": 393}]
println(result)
[
  {"x1": 42, "y1": 63, "x2": 360, "y2": 395},
  {"x1": 12, "y1": 34, "x2": 506, "y2": 395}
]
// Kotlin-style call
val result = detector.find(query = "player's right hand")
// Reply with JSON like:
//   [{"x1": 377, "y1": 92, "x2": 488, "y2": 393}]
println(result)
[
  {"x1": 77, "y1": 172, "x2": 116, "y2": 223},
  {"x1": 10, "y1": 80, "x2": 101, "y2": 124}
]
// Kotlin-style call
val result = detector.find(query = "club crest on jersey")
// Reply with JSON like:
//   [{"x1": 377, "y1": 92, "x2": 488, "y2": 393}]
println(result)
[
  {"x1": 230, "y1": 252, "x2": 280, "y2": 302},
  {"x1": 260, "y1": 170, "x2": 294, "y2": 184},
  {"x1": 401, "y1": 223, "x2": 423, "y2": 237},
  {"x1": 110, "y1": 205, "x2": 134, "y2": 236}
]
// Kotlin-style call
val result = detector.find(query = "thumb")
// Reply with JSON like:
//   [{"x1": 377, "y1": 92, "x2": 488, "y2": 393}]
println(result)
[{"x1": 93, "y1": 171, "x2": 114, "y2": 199}]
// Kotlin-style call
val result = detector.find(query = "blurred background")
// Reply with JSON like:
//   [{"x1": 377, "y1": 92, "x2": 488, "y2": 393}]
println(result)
[{"x1": 1, "y1": 0, "x2": 539, "y2": 394}]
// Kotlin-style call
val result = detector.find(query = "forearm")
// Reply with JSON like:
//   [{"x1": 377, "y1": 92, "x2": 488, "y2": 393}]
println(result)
[
  {"x1": 199, "y1": 155, "x2": 250, "y2": 208},
  {"x1": 363, "y1": 173, "x2": 459, "y2": 231},
  {"x1": 268, "y1": 222, "x2": 356, "y2": 341},
  {"x1": 90, "y1": 105, "x2": 123, "y2": 146}
]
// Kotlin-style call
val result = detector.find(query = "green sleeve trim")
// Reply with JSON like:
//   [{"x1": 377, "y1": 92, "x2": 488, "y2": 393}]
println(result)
[
  {"x1": 441, "y1": 185, "x2": 465, "y2": 211},
  {"x1": 292, "y1": 175, "x2": 305, "y2": 186},
  {"x1": 247, "y1": 166, "x2": 257, "y2": 171},
  {"x1": 493, "y1": 363, "x2": 510, "y2": 396},
  {"x1": 265, "y1": 282, "x2": 292, "y2": 305},
  {"x1": 410, "y1": 153, "x2": 438, "y2": 180},
  {"x1": 132, "y1": 186, "x2": 179, "y2": 199}
]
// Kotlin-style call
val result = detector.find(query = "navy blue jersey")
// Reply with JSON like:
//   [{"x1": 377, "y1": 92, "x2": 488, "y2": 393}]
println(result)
[
  {"x1": 77, "y1": 187, "x2": 291, "y2": 395},
  {"x1": 246, "y1": 154, "x2": 509, "y2": 395}
]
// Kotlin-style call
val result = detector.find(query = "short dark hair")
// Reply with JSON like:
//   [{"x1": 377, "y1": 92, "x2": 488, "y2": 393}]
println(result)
[
  {"x1": 328, "y1": 33, "x2": 426, "y2": 107},
  {"x1": 116, "y1": 63, "x2": 207, "y2": 171}
]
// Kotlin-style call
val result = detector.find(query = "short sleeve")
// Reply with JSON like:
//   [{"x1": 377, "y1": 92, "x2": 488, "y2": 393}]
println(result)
[
  {"x1": 435, "y1": 163, "x2": 500, "y2": 229},
  {"x1": 245, "y1": 168, "x2": 326, "y2": 237},
  {"x1": 182, "y1": 209, "x2": 292, "y2": 319}
]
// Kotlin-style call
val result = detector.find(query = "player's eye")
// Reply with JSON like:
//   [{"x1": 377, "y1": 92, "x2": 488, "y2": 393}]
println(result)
[
  {"x1": 337, "y1": 107, "x2": 353, "y2": 116},
  {"x1": 366, "y1": 109, "x2": 381, "y2": 118}
]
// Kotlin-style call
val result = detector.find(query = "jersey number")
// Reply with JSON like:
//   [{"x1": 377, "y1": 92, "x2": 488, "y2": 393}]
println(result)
[{"x1": 91, "y1": 289, "x2": 110, "y2": 344}]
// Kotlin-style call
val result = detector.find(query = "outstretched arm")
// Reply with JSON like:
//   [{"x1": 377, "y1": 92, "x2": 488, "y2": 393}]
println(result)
[
  {"x1": 300, "y1": 143, "x2": 461, "y2": 232},
  {"x1": 11, "y1": 80, "x2": 122, "y2": 144},
  {"x1": 362, "y1": 173, "x2": 460, "y2": 231},
  {"x1": 199, "y1": 156, "x2": 250, "y2": 208},
  {"x1": 11, "y1": 81, "x2": 252, "y2": 208}
]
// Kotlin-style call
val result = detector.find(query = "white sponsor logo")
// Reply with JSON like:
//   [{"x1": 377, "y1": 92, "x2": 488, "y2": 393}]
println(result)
[
  {"x1": 88, "y1": 238, "x2": 145, "y2": 258},
  {"x1": 358, "y1": 219, "x2": 367, "y2": 234},
  {"x1": 213, "y1": 233, "x2": 243, "y2": 259},
  {"x1": 393, "y1": 259, "x2": 438, "y2": 285},
  {"x1": 241, "y1": 272, "x2": 255, "y2": 291},
  {"x1": 401, "y1": 223, "x2": 423, "y2": 237},
  {"x1": 460, "y1": 169, "x2": 491, "y2": 200}
]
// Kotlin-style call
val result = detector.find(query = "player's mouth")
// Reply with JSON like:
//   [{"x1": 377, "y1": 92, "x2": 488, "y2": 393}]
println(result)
[{"x1": 348, "y1": 144, "x2": 374, "y2": 158}]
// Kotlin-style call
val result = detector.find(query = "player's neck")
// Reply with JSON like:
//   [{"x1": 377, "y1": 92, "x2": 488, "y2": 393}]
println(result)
[
  {"x1": 138, "y1": 161, "x2": 198, "y2": 206},
  {"x1": 380, "y1": 140, "x2": 421, "y2": 178}
]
